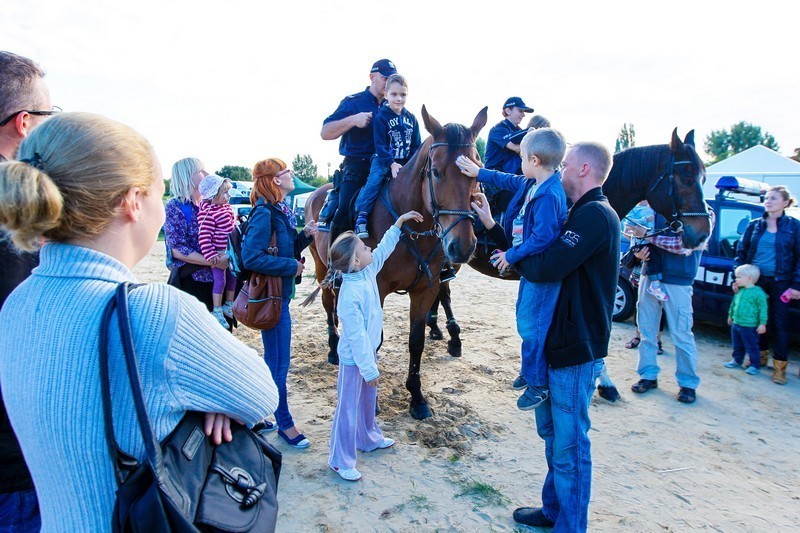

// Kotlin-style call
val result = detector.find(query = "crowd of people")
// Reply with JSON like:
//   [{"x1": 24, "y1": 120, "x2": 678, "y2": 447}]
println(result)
[{"x1": 1, "y1": 50, "x2": 798, "y2": 532}]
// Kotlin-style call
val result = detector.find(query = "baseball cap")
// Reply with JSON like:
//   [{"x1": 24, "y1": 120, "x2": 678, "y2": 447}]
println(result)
[
  {"x1": 370, "y1": 59, "x2": 397, "y2": 77},
  {"x1": 503, "y1": 97, "x2": 534, "y2": 112},
  {"x1": 199, "y1": 174, "x2": 225, "y2": 201}
]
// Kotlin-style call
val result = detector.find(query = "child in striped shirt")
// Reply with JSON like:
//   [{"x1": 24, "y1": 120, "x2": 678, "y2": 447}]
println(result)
[{"x1": 198, "y1": 175, "x2": 236, "y2": 328}]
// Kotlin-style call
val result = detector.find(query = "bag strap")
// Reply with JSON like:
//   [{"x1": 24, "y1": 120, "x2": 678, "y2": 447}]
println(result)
[{"x1": 99, "y1": 282, "x2": 166, "y2": 483}]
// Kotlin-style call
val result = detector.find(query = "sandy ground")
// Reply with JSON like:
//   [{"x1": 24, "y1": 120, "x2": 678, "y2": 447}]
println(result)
[{"x1": 135, "y1": 243, "x2": 800, "y2": 532}]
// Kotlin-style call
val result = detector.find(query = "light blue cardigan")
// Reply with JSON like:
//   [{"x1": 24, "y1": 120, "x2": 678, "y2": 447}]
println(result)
[{"x1": 0, "y1": 243, "x2": 278, "y2": 531}]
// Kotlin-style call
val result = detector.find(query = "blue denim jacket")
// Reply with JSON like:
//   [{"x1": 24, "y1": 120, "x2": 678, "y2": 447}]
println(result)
[
  {"x1": 242, "y1": 199, "x2": 313, "y2": 297},
  {"x1": 735, "y1": 212, "x2": 800, "y2": 289},
  {"x1": 477, "y1": 168, "x2": 567, "y2": 265}
]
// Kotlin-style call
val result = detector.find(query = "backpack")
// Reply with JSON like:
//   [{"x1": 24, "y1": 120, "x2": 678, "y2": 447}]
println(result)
[{"x1": 227, "y1": 204, "x2": 264, "y2": 280}]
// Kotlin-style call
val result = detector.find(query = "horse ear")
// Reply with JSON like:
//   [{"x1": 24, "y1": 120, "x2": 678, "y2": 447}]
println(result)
[
  {"x1": 683, "y1": 130, "x2": 696, "y2": 148},
  {"x1": 670, "y1": 127, "x2": 683, "y2": 155},
  {"x1": 421, "y1": 105, "x2": 443, "y2": 137},
  {"x1": 469, "y1": 107, "x2": 489, "y2": 140}
]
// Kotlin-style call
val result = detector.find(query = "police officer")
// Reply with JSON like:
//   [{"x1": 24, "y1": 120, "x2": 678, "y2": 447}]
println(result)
[
  {"x1": 483, "y1": 96, "x2": 533, "y2": 214},
  {"x1": 318, "y1": 59, "x2": 397, "y2": 243}
]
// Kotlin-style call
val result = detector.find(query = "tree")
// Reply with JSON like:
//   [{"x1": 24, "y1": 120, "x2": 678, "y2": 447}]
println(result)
[
  {"x1": 476, "y1": 137, "x2": 486, "y2": 162},
  {"x1": 703, "y1": 121, "x2": 780, "y2": 164},
  {"x1": 791, "y1": 147, "x2": 800, "y2": 163},
  {"x1": 614, "y1": 123, "x2": 636, "y2": 153},
  {"x1": 216, "y1": 165, "x2": 252, "y2": 181},
  {"x1": 292, "y1": 154, "x2": 320, "y2": 185}
]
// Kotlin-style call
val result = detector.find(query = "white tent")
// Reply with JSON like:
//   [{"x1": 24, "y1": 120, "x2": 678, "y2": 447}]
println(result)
[{"x1": 704, "y1": 145, "x2": 800, "y2": 198}]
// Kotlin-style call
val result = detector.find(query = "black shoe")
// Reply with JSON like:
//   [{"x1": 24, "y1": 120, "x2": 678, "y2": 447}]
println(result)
[
  {"x1": 513, "y1": 507, "x2": 555, "y2": 528},
  {"x1": 677, "y1": 387, "x2": 696, "y2": 403},
  {"x1": 440, "y1": 264, "x2": 457, "y2": 283},
  {"x1": 631, "y1": 379, "x2": 658, "y2": 393},
  {"x1": 512, "y1": 375, "x2": 527, "y2": 390}
]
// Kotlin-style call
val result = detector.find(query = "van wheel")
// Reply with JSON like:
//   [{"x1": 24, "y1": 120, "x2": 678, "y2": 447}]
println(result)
[{"x1": 613, "y1": 277, "x2": 636, "y2": 322}]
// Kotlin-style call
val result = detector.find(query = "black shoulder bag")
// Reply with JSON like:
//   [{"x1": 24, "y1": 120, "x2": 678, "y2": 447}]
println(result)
[{"x1": 99, "y1": 282, "x2": 281, "y2": 532}]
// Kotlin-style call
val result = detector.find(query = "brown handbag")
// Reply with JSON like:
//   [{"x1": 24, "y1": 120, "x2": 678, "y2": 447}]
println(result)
[{"x1": 233, "y1": 231, "x2": 283, "y2": 330}]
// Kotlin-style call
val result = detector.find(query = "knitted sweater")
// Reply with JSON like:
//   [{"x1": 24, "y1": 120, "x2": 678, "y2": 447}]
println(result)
[
  {"x1": 0, "y1": 243, "x2": 278, "y2": 531},
  {"x1": 728, "y1": 285, "x2": 769, "y2": 327},
  {"x1": 198, "y1": 201, "x2": 235, "y2": 261}
]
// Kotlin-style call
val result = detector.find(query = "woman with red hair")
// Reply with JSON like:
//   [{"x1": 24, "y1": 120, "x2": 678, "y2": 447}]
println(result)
[{"x1": 242, "y1": 157, "x2": 318, "y2": 448}]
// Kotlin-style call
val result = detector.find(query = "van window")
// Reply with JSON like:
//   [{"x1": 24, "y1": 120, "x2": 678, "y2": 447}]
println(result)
[{"x1": 717, "y1": 207, "x2": 753, "y2": 258}]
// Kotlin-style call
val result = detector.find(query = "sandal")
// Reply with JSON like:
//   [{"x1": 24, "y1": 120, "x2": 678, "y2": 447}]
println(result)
[{"x1": 625, "y1": 336, "x2": 641, "y2": 349}]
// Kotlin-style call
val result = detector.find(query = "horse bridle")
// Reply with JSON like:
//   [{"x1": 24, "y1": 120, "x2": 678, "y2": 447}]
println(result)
[
  {"x1": 422, "y1": 142, "x2": 477, "y2": 239},
  {"x1": 647, "y1": 155, "x2": 710, "y2": 234}
]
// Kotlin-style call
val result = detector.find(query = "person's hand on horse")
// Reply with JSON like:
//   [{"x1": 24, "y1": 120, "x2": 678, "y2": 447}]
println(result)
[
  {"x1": 490, "y1": 250, "x2": 511, "y2": 271},
  {"x1": 395, "y1": 210, "x2": 424, "y2": 227},
  {"x1": 366, "y1": 376, "x2": 380, "y2": 387},
  {"x1": 303, "y1": 219, "x2": 319, "y2": 236},
  {"x1": 204, "y1": 412, "x2": 235, "y2": 445},
  {"x1": 470, "y1": 192, "x2": 496, "y2": 229},
  {"x1": 351, "y1": 111, "x2": 373, "y2": 129},
  {"x1": 391, "y1": 162, "x2": 402, "y2": 178},
  {"x1": 295, "y1": 260, "x2": 305, "y2": 277},
  {"x1": 455, "y1": 155, "x2": 479, "y2": 177},
  {"x1": 634, "y1": 246, "x2": 650, "y2": 262}
]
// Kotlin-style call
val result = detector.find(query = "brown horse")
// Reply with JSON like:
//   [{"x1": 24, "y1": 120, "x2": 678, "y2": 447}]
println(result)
[{"x1": 305, "y1": 106, "x2": 488, "y2": 419}]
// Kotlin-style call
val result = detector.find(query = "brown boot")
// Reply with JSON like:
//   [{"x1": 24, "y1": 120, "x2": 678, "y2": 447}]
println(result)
[
  {"x1": 772, "y1": 360, "x2": 787, "y2": 385},
  {"x1": 760, "y1": 350, "x2": 770, "y2": 368}
]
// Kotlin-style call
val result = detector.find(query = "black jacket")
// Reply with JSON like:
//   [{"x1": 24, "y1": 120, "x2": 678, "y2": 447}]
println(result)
[
  {"x1": 516, "y1": 188, "x2": 620, "y2": 369},
  {"x1": 734, "y1": 212, "x2": 800, "y2": 289}
]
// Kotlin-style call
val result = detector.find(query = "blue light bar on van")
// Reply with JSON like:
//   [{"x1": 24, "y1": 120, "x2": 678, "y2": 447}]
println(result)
[{"x1": 715, "y1": 176, "x2": 769, "y2": 197}]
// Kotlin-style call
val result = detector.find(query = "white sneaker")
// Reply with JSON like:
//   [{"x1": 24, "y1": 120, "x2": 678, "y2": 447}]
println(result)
[
  {"x1": 211, "y1": 307, "x2": 228, "y2": 329},
  {"x1": 376, "y1": 437, "x2": 395, "y2": 449},
  {"x1": 331, "y1": 466, "x2": 362, "y2": 481}
]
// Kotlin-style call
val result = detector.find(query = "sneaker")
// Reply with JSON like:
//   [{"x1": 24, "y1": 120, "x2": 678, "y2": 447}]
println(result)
[
  {"x1": 355, "y1": 221, "x2": 369, "y2": 239},
  {"x1": 222, "y1": 301, "x2": 234, "y2": 318},
  {"x1": 376, "y1": 437, "x2": 395, "y2": 449},
  {"x1": 676, "y1": 387, "x2": 696, "y2": 403},
  {"x1": 512, "y1": 375, "x2": 527, "y2": 390},
  {"x1": 211, "y1": 307, "x2": 228, "y2": 329},
  {"x1": 723, "y1": 360, "x2": 742, "y2": 369},
  {"x1": 647, "y1": 283, "x2": 669, "y2": 301},
  {"x1": 517, "y1": 387, "x2": 548, "y2": 411},
  {"x1": 330, "y1": 466, "x2": 362, "y2": 482},
  {"x1": 745, "y1": 366, "x2": 761, "y2": 375},
  {"x1": 316, "y1": 220, "x2": 330, "y2": 233}
]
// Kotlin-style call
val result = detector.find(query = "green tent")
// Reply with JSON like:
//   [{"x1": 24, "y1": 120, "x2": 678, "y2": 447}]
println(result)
[{"x1": 292, "y1": 176, "x2": 317, "y2": 194}]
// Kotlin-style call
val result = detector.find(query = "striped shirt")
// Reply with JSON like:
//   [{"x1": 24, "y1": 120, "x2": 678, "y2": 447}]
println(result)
[{"x1": 198, "y1": 201, "x2": 235, "y2": 261}]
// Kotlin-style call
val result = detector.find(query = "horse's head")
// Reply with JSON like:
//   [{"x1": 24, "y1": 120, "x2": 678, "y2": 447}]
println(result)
[
  {"x1": 646, "y1": 129, "x2": 710, "y2": 249},
  {"x1": 420, "y1": 105, "x2": 488, "y2": 264}
]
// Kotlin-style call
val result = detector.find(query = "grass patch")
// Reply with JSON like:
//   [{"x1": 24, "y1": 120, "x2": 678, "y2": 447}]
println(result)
[
  {"x1": 449, "y1": 454, "x2": 460, "y2": 463},
  {"x1": 455, "y1": 479, "x2": 509, "y2": 507}
]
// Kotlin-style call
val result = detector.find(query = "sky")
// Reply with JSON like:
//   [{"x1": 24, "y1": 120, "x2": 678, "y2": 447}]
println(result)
[{"x1": 6, "y1": 0, "x2": 799, "y2": 180}]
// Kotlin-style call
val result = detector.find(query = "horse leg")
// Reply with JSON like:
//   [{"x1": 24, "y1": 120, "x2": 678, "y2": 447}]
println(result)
[
  {"x1": 439, "y1": 282, "x2": 462, "y2": 358},
  {"x1": 407, "y1": 289, "x2": 438, "y2": 420},
  {"x1": 426, "y1": 294, "x2": 444, "y2": 340},
  {"x1": 322, "y1": 287, "x2": 340, "y2": 365},
  {"x1": 596, "y1": 364, "x2": 620, "y2": 402}
]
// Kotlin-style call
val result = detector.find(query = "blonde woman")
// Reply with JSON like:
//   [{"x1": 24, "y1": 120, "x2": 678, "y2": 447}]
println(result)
[{"x1": 0, "y1": 113, "x2": 278, "y2": 530}]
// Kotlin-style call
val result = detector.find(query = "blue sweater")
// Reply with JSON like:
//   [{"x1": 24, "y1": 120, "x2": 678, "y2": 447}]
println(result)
[
  {"x1": 372, "y1": 105, "x2": 421, "y2": 167},
  {"x1": 0, "y1": 243, "x2": 278, "y2": 531}
]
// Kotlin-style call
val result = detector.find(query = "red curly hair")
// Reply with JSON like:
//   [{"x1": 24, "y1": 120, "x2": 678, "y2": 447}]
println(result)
[{"x1": 250, "y1": 158, "x2": 286, "y2": 205}]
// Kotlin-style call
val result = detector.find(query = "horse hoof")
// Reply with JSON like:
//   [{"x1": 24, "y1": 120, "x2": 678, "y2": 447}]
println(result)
[
  {"x1": 447, "y1": 341, "x2": 462, "y2": 358},
  {"x1": 410, "y1": 402, "x2": 433, "y2": 420},
  {"x1": 428, "y1": 327, "x2": 444, "y2": 340},
  {"x1": 327, "y1": 352, "x2": 339, "y2": 365},
  {"x1": 597, "y1": 385, "x2": 620, "y2": 402}
]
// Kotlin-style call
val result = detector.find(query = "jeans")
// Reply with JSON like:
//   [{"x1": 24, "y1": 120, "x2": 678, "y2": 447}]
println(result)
[
  {"x1": 757, "y1": 277, "x2": 791, "y2": 361},
  {"x1": 0, "y1": 489, "x2": 40, "y2": 533},
  {"x1": 535, "y1": 359, "x2": 604, "y2": 533},
  {"x1": 261, "y1": 298, "x2": 294, "y2": 430},
  {"x1": 636, "y1": 277, "x2": 700, "y2": 389},
  {"x1": 354, "y1": 158, "x2": 389, "y2": 216},
  {"x1": 731, "y1": 324, "x2": 761, "y2": 368},
  {"x1": 516, "y1": 278, "x2": 561, "y2": 389}
]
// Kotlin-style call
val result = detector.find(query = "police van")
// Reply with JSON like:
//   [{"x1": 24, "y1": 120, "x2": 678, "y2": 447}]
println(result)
[{"x1": 614, "y1": 177, "x2": 800, "y2": 329}]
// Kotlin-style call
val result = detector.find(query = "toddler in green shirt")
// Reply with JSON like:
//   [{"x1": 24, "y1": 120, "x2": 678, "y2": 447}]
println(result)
[{"x1": 724, "y1": 264, "x2": 768, "y2": 374}]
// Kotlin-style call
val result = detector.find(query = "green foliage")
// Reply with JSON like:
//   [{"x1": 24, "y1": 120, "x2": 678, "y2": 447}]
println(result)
[
  {"x1": 614, "y1": 123, "x2": 636, "y2": 153},
  {"x1": 476, "y1": 137, "x2": 486, "y2": 162},
  {"x1": 292, "y1": 154, "x2": 321, "y2": 185},
  {"x1": 216, "y1": 165, "x2": 252, "y2": 182},
  {"x1": 455, "y1": 479, "x2": 509, "y2": 507},
  {"x1": 703, "y1": 121, "x2": 780, "y2": 164},
  {"x1": 791, "y1": 147, "x2": 800, "y2": 163}
]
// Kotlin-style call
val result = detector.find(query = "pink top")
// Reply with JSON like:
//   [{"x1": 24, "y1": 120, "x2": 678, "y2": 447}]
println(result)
[{"x1": 198, "y1": 202, "x2": 235, "y2": 261}]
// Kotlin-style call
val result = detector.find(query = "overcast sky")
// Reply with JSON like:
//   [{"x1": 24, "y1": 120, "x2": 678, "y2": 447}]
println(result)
[{"x1": 7, "y1": 0, "x2": 799, "y2": 180}]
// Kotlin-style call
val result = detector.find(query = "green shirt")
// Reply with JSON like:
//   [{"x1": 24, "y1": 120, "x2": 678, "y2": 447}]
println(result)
[{"x1": 728, "y1": 285, "x2": 768, "y2": 327}]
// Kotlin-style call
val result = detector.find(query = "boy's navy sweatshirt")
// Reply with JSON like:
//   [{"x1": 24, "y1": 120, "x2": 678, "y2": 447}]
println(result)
[{"x1": 372, "y1": 105, "x2": 421, "y2": 167}]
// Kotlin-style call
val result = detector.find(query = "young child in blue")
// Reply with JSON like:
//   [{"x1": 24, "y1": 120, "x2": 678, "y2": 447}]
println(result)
[
  {"x1": 354, "y1": 74, "x2": 421, "y2": 239},
  {"x1": 327, "y1": 210, "x2": 423, "y2": 482},
  {"x1": 623, "y1": 200, "x2": 668, "y2": 300},
  {"x1": 724, "y1": 264, "x2": 768, "y2": 374},
  {"x1": 457, "y1": 128, "x2": 568, "y2": 410}
]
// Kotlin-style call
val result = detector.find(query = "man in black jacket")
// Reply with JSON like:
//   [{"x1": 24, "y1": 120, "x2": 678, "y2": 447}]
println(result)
[{"x1": 512, "y1": 142, "x2": 619, "y2": 532}]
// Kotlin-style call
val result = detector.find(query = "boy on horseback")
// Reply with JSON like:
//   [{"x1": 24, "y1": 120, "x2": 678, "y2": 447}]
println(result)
[
  {"x1": 354, "y1": 74, "x2": 421, "y2": 239},
  {"x1": 457, "y1": 128, "x2": 567, "y2": 411}
]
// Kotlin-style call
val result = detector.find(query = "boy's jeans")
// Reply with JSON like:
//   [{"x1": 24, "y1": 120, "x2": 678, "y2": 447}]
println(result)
[
  {"x1": 535, "y1": 359, "x2": 604, "y2": 532},
  {"x1": 354, "y1": 158, "x2": 390, "y2": 217},
  {"x1": 517, "y1": 278, "x2": 561, "y2": 390},
  {"x1": 731, "y1": 323, "x2": 760, "y2": 368}
]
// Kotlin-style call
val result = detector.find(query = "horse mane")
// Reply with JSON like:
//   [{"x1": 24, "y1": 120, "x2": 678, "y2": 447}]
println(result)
[
  {"x1": 610, "y1": 144, "x2": 668, "y2": 189},
  {"x1": 443, "y1": 123, "x2": 473, "y2": 159}
]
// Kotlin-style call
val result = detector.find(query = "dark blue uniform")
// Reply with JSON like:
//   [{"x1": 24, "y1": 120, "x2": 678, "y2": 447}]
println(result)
[{"x1": 484, "y1": 118, "x2": 522, "y2": 215}]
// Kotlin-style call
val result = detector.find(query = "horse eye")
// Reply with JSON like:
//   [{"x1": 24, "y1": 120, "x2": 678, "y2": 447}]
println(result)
[{"x1": 432, "y1": 168, "x2": 441, "y2": 179}]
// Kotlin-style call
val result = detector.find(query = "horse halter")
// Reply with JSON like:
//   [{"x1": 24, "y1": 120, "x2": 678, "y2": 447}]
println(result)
[
  {"x1": 423, "y1": 142, "x2": 476, "y2": 239},
  {"x1": 647, "y1": 155, "x2": 710, "y2": 234}
]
